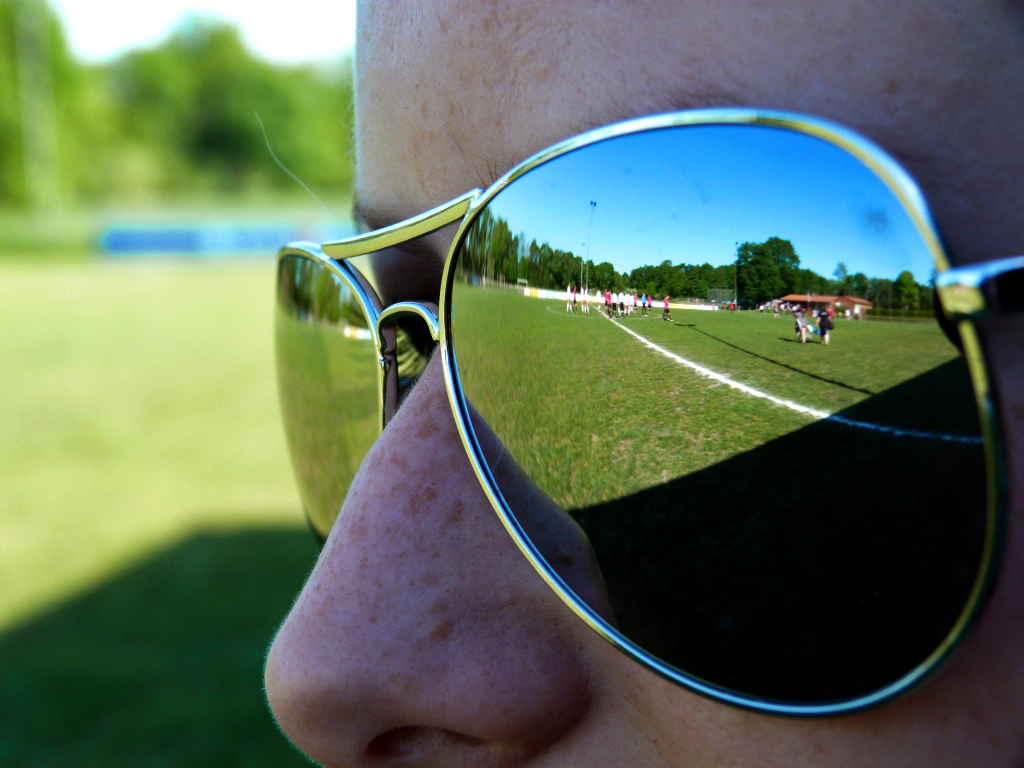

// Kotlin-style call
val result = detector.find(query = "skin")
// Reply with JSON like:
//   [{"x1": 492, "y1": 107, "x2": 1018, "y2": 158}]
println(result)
[{"x1": 265, "y1": 2, "x2": 1024, "y2": 765}]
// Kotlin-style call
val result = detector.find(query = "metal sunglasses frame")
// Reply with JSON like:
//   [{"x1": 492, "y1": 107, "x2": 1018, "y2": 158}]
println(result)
[{"x1": 278, "y1": 108, "x2": 1022, "y2": 716}]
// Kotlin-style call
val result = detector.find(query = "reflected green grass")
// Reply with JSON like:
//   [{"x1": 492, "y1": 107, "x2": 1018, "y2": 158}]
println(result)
[
  {"x1": 451, "y1": 286, "x2": 976, "y2": 510},
  {"x1": 451, "y1": 285, "x2": 987, "y2": 702},
  {"x1": 275, "y1": 307, "x2": 378, "y2": 538},
  {"x1": 620, "y1": 308, "x2": 959, "y2": 412}
]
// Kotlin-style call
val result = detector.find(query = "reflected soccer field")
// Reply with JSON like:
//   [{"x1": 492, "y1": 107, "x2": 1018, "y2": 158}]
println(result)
[
  {"x1": 451, "y1": 284, "x2": 978, "y2": 511},
  {"x1": 450, "y1": 283, "x2": 987, "y2": 699}
]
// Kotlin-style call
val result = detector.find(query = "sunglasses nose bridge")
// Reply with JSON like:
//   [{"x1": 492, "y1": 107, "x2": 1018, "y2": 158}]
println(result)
[
  {"x1": 377, "y1": 302, "x2": 441, "y2": 426},
  {"x1": 935, "y1": 254, "x2": 1024, "y2": 320}
]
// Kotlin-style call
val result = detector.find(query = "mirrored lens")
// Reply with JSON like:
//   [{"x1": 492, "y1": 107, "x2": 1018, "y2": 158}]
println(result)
[
  {"x1": 276, "y1": 252, "x2": 379, "y2": 540},
  {"x1": 448, "y1": 123, "x2": 989, "y2": 703}
]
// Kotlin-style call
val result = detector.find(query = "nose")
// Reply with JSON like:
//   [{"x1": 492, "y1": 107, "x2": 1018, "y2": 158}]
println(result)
[{"x1": 265, "y1": 354, "x2": 595, "y2": 766}]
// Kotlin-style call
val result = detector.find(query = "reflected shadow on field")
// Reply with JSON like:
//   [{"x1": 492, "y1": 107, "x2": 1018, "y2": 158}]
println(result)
[
  {"x1": 570, "y1": 358, "x2": 989, "y2": 703},
  {"x1": 680, "y1": 323, "x2": 875, "y2": 395},
  {"x1": 0, "y1": 525, "x2": 317, "y2": 767}
]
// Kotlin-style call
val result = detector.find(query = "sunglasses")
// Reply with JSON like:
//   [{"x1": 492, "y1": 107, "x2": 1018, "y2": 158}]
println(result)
[{"x1": 274, "y1": 109, "x2": 1022, "y2": 716}]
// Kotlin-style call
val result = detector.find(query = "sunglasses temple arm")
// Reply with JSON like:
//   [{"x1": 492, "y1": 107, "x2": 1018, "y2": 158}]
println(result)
[{"x1": 322, "y1": 192, "x2": 477, "y2": 260}]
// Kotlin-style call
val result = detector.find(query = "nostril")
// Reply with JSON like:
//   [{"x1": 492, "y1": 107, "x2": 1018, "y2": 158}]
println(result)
[{"x1": 366, "y1": 725, "x2": 486, "y2": 759}]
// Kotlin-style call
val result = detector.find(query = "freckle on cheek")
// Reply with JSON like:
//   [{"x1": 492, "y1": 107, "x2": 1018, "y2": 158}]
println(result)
[
  {"x1": 363, "y1": 444, "x2": 388, "y2": 476},
  {"x1": 410, "y1": 392, "x2": 431, "y2": 418},
  {"x1": 415, "y1": 416, "x2": 439, "y2": 439},
  {"x1": 423, "y1": 486, "x2": 437, "y2": 501},
  {"x1": 448, "y1": 499, "x2": 465, "y2": 525},
  {"x1": 430, "y1": 620, "x2": 454, "y2": 642},
  {"x1": 348, "y1": 514, "x2": 368, "y2": 541}
]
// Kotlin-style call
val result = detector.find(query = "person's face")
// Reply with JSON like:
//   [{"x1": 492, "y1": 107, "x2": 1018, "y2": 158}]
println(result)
[{"x1": 265, "y1": 2, "x2": 1024, "y2": 766}]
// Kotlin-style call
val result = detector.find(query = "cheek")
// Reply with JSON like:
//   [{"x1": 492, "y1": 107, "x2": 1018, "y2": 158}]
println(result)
[{"x1": 985, "y1": 314, "x2": 1024, "y2": 607}]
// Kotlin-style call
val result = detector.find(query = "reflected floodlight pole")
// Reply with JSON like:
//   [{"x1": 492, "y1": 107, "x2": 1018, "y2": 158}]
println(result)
[
  {"x1": 585, "y1": 201, "x2": 596, "y2": 292},
  {"x1": 734, "y1": 242, "x2": 739, "y2": 308},
  {"x1": 581, "y1": 242, "x2": 587, "y2": 290}
]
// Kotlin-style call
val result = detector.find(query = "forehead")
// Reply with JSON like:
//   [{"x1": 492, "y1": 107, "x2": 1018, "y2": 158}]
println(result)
[{"x1": 355, "y1": 0, "x2": 1023, "y2": 265}]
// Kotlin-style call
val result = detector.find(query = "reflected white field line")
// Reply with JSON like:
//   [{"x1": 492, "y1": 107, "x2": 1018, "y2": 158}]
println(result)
[{"x1": 605, "y1": 315, "x2": 981, "y2": 444}]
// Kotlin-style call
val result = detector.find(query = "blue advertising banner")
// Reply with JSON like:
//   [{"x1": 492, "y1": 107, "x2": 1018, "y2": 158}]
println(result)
[{"x1": 101, "y1": 223, "x2": 353, "y2": 257}]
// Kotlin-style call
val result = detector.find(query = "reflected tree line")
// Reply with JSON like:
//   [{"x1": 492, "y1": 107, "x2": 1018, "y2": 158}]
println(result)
[
  {"x1": 459, "y1": 210, "x2": 934, "y2": 309},
  {"x1": 459, "y1": 207, "x2": 583, "y2": 291},
  {"x1": 458, "y1": 208, "x2": 736, "y2": 297},
  {"x1": 277, "y1": 255, "x2": 368, "y2": 328},
  {"x1": 736, "y1": 237, "x2": 934, "y2": 309}
]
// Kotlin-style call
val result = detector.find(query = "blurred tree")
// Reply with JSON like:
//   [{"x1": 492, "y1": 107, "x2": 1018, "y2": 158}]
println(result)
[
  {"x1": 0, "y1": 2, "x2": 28, "y2": 204},
  {"x1": 868, "y1": 277, "x2": 895, "y2": 309},
  {"x1": 833, "y1": 262, "x2": 848, "y2": 284},
  {"x1": 849, "y1": 271, "x2": 869, "y2": 299},
  {"x1": 586, "y1": 261, "x2": 608, "y2": 291},
  {"x1": 107, "y1": 15, "x2": 353, "y2": 199},
  {"x1": 0, "y1": 0, "x2": 77, "y2": 206},
  {"x1": 894, "y1": 269, "x2": 920, "y2": 309},
  {"x1": 0, "y1": 6, "x2": 354, "y2": 207}
]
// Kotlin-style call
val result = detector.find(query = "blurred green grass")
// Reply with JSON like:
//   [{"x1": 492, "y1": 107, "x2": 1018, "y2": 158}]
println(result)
[{"x1": 0, "y1": 260, "x2": 317, "y2": 766}]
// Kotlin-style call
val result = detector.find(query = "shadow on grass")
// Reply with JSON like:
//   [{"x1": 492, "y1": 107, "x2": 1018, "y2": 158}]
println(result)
[
  {"x1": 680, "y1": 323, "x2": 874, "y2": 393},
  {"x1": 0, "y1": 524, "x2": 319, "y2": 768}
]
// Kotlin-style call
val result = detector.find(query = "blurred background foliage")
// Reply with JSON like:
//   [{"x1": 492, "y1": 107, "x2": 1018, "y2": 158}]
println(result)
[
  {"x1": 0, "y1": 0, "x2": 353, "y2": 210},
  {"x1": 1, "y1": 2, "x2": 347, "y2": 763}
]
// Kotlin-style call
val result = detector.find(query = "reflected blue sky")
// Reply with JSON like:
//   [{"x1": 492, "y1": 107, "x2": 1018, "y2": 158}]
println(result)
[{"x1": 487, "y1": 125, "x2": 935, "y2": 285}]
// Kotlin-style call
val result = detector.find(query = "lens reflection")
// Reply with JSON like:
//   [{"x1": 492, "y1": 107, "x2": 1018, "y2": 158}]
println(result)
[
  {"x1": 448, "y1": 123, "x2": 988, "y2": 703},
  {"x1": 276, "y1": 253, "x2": 379, "y2": 540}
]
